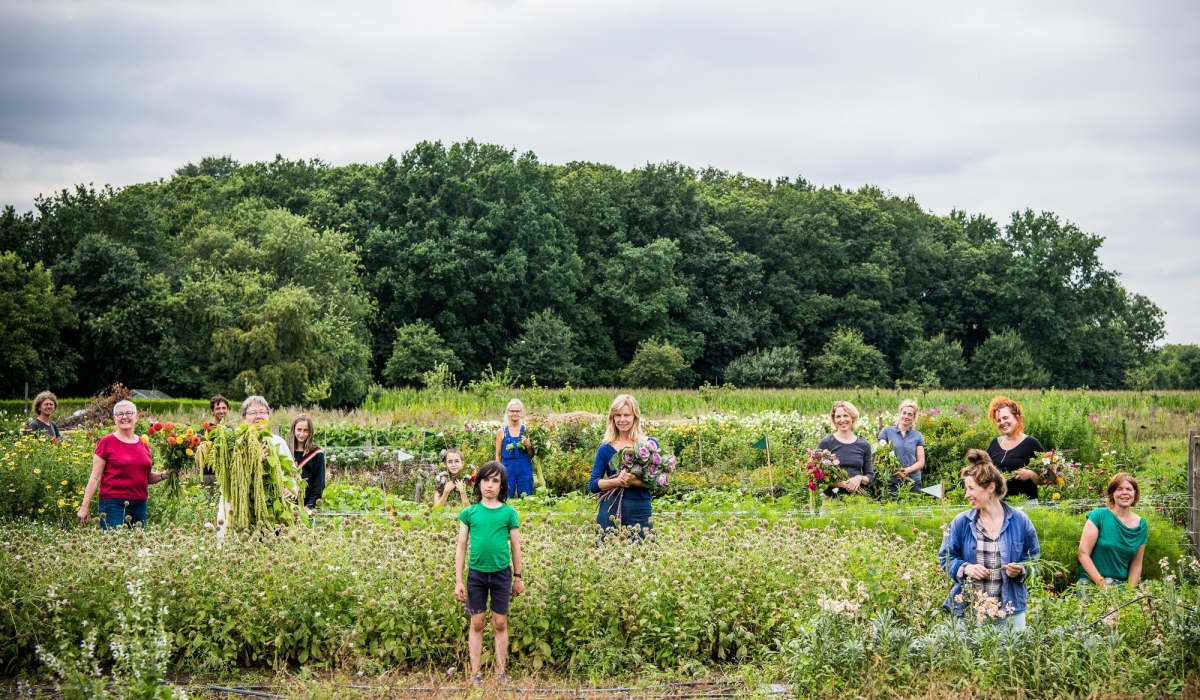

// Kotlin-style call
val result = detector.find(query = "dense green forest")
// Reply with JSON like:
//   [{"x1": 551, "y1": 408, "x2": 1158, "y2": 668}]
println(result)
[{"x1": 2, "y1": 140, "x2": 1198, "y2": 405}]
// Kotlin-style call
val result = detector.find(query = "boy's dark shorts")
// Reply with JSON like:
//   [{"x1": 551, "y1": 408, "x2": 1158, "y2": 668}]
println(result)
[{"x1": 465, "y1": 567, "x2": 512, "y2": 616}]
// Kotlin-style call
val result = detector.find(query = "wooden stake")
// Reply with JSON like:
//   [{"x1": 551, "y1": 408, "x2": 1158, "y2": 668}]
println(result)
[
  {"x1": 766, "y1": 435, "x2": 775, "y2": 503},
  {"x1": 24, "y1": 382, "x2": 29, "y2": 417},
  {"x1": 696, "y1": 415, "x2": 702, "y2": 472},
  {"x1": 940, "y1": 481, "x2": 946, "y2": 529}
]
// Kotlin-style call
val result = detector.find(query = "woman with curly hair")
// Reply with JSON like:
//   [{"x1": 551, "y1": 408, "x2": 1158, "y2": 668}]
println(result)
[{"x1": 985, "y1": 396, "x2": 1044, "y2": 501}]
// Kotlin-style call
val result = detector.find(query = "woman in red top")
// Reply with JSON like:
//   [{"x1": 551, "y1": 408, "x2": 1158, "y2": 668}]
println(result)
[{"x1": 77, "y1": 400, "x2": 167, "y2": 529}]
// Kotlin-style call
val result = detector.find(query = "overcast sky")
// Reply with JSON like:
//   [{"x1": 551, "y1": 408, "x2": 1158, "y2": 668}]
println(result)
[{"x1": 2, "y1": 0, "x2": 1198, "y2": 343}]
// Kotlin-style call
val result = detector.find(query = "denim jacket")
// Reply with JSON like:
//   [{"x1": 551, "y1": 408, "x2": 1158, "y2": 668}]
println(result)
[{"x1": 938, "y1": 502, "x2": 1040, "y2": 615}]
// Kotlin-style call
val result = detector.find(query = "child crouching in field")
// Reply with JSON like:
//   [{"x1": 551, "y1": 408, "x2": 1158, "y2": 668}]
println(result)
[{"x1": 455, "y1": 461, "x2": 525, "y2": 686}]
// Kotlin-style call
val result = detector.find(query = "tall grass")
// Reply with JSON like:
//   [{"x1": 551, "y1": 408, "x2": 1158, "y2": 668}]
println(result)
[{"x1": 362, "y1": 387, "x2": 1200, "y2": 421}]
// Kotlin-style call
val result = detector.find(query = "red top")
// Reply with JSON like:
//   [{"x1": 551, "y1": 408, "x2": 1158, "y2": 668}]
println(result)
[{"x1": 94, "y1": 433, "x2": 153, "y2": 500}]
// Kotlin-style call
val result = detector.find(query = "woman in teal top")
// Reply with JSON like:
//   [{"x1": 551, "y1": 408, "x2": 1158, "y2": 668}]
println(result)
[{"x1": 1078, "y1": 473, "x2": 1147, "y2": 588}]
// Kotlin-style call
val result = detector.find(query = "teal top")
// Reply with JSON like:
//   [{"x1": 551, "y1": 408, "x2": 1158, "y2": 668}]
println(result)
[{"x1": 1081, "y1": 507, "x2": 1147, "y2": 582}]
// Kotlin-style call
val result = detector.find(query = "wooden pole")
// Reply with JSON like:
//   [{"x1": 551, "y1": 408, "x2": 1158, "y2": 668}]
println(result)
[
  {"x1": 696, "y1": 416, "x2": 702, "y2": 472},
  {"x1": 766, "y1": 435, "x2": 775, "y2": 503},
  {"x1": 940, "y1": 481, "x2": 946, "y2": 529},
  {"x1": 23, "y1": 383, "x2": 29, "y2": 417},
  {"x1": 1188, "y1": 430, "x2": 1199, "y2": 560}
]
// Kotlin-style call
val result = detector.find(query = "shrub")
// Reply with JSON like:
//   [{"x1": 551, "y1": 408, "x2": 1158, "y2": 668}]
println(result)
[
  {"x1": 621, "y1": 337, "x2": 689, "y2": 388},
  {"x1": 969, "y1": 330, "x2": 1049, "y2": 389},
  {"x1": 900, "y1": 334, "x2": 967, "y2": 389},
  {"x1": 723, "y1": 347, "x2": 806, "y2": 388},
  {"x1": 383, "y1": 321, "x2": 462, "y2": 387},
  {"x1": 808, "y1": 328, "x2": 890, "y2": 388},
  {"x1": 508, "y1": 310, "x2": 581, "y2": 387}
]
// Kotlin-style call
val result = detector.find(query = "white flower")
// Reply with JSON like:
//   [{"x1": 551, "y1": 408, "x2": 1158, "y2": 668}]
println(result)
[{"x1": 314, "y1": 612, "x2": 321, "y2": 618}]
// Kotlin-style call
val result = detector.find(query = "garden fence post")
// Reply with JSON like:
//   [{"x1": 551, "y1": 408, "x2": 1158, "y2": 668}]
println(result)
[
  {"x1": 1189, "y1": 429, "x2": 1199, "y2": 560},
  {"x1": 766, "y1": 435, "x2": 774, "y2": 503}
]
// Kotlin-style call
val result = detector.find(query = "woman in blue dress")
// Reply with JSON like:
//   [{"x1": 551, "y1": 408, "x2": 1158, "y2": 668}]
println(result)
[
  {"x1": 588, "y1": 394, "x2": 653, "y2": 533},
  {"x1": 495, "y1": 398, "x2": 535, "y2": 498}
]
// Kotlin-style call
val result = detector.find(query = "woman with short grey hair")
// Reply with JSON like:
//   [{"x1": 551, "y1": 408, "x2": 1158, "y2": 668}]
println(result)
[
  {"x1": 214, "y1": 395, "x2": 298, "y2": 535},
  {"x1": 78, "y1": 400, "x2": 167, "y2": 528}
]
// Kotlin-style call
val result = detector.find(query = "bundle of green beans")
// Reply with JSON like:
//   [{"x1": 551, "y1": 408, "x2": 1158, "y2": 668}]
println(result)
[{"x1": 198, "y1": 422, "x2": 308, "y2": 530}]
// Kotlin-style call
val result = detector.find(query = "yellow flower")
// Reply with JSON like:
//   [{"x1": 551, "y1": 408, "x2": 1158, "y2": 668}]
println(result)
[
  {"x1": 58, "y1": 500, "x2": 64, "y2": 506},
  {"x1": 61, "y1": 480, "x2": 68, "y2": 485},
  {"x1": 1052, "y1": 493, "x2": 1061, "y2": 500},
  {"x1": 186, "y1": 449, "x2": 194, "y2": 456},
  {"x1": 141, "y1": 435, "x2": 149, "y2": 444},
  {"x1": 33, "y1": 468, "x2": 40, "y2": 474},
  {"x1": 38, "y1": 508, "x2": 44, "y2": 513}
]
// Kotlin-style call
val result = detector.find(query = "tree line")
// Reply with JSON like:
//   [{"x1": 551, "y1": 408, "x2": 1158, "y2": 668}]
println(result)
[{"x1": 2, "y1": 140, "x2": 1197, "y2": 406}]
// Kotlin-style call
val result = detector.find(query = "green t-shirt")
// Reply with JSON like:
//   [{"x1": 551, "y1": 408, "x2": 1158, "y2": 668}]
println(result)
[
  {"x1": 1081, "y1": 507, "x2": 1147, "y2": 582},
  {"x1": 458, "y1": 502, "x2": 520, "y2": 573}
]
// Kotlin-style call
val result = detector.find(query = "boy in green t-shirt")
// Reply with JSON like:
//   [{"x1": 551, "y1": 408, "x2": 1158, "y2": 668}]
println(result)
[{"x1": 455, "y1": 461, "x2": 524, "y2": 687}]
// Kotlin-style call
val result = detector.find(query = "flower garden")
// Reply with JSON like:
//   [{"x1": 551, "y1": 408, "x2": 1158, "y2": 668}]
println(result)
[{"x1": 1, "y1": 389, "x2": 1199, "y2": 697}]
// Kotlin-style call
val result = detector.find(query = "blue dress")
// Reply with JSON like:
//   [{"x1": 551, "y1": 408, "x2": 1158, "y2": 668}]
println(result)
[
  {"x1": 499, "y1": 425, "x2": 535, "y2": 498},
  {"x1": 588, "y1": 443, "x2": 653, "y2": 533}
]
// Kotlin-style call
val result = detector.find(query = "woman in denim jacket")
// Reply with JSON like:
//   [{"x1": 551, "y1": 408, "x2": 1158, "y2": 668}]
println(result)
[{"x1": 938, "y1": 449, "x2": 1040, "y2": 630}]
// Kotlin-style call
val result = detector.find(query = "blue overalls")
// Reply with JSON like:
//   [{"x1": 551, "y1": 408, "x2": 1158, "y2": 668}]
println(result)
[{"x1": 500, "y1": 425, "x2": 535, "y2": 498}]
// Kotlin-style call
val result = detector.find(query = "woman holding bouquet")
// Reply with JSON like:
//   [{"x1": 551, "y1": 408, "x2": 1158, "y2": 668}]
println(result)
[
  {"x1": 986, "y1": 396, "x2": 1044, "y2": 502},
  {"x1": 495, "y1": 399, "x2": 535, "y2": 499},
  {"x1": 939, "y1": 449, "x2": 1040, "y2": 630},
  {"x1": 817, "y1": 401, "x2": 874, "y2": 497},
  {"x1": 589, "y1": 394, "x2": 654, "y2": 533},
  {"x1": 879, "y1": 399, "x2": 925, "y2": 495}
]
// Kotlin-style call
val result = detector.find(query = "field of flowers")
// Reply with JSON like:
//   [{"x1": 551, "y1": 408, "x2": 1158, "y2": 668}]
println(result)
[
  {"x1": 2, "y1": 392, "x2": 1198, "y2": 695},
  {"x1": 5, "y1": 512, "x2": 1198, "y2": 696}
]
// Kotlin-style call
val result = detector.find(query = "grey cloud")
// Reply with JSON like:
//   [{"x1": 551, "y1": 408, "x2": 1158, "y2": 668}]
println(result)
[{"x1": 1, "y1": 0, "x2": 1198, "y2": 340}]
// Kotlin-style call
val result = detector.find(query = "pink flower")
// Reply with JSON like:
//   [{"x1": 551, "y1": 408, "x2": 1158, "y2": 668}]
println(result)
[
  {"x1": 657, "y1": 474, "x2": 669, "y2": 487},
  {"x1": 650, "y1": 453, "x2": 662, "y2": 465},
  {"x1": 637, "y1": 446, "x2": 650, "y2": 459},
  {"x1": 806, "y1": 481, "x2": 817, "y2": 491},
  {"x1": 647, "y1": 439, "x2": 659, "y2": 452}
]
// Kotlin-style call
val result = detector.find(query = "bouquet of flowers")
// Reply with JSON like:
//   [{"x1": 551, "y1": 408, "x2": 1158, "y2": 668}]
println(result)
[
  {"x1": 609, "y1": 438, "x2": 676, "y2": 492},
  {"x1": 147, "y1": 421, "x2": 203, "y2": 499},
  {"x1": 437, "y1": 464, "x2": 476, "y2": 488},
  {"x1": 874, "y1": 440, "x2": 907, "y2": 481},
  {"x1": 197, "y1": 422, "x2": 306, "y2": 530},
  {"x1": 797, "y1": 448, "x2": 849, "y2": 493},
  {"x1": 599, "y1": 437, "x2": 677, "y2": 521}
]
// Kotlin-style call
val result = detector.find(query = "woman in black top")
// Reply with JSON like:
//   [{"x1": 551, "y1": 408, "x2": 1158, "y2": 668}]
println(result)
[
  {"x1": 290, "y1": 414, "x2": 326, "y2": 511},
  {"x1": 816, "y1": 400, "x2": 874, "y2": 497},
  {"x1": 985, "y1": 396, "x2": 1044, "y2": 501},
  {"x1": 24, "y1": 391, "x2": 62, "y2": 439}
]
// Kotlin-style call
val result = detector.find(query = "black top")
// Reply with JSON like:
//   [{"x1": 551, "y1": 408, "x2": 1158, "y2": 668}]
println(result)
[
  {"x1": 24, "y1": 418, "x2": 61, "y2": 439},
  {"x1": 816, "y1": 435, "x2": 874, "y2": 497},
  {"x1": 987, "y1": 435, "x2": 1045, "y2": 501},
  {"x1": 296, "y1": 449, "x2": 326, "y2": 510}
]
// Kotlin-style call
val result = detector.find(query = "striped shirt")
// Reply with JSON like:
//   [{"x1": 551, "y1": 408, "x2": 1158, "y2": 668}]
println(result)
[{"x1": 967, "y1": 518, "x2": 1004, "y2": 601}]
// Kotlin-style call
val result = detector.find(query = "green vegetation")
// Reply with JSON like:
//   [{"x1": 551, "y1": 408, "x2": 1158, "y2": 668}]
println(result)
[{"x1": 4, "y1": 143, "x2": 1194, "y2": 408}]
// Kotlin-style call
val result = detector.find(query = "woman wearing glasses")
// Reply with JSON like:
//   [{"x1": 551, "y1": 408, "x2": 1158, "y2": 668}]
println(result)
[{"x1": 77, "y1": 400, "x2": 168, "y2": 528}]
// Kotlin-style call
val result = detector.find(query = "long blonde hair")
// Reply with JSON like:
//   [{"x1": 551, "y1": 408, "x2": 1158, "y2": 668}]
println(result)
[{"x1": 603, "y1": 394, "x2": 647, "y2": 444}]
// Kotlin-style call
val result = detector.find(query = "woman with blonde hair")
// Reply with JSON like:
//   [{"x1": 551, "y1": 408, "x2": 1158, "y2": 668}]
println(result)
[
  {"x1": 290, "y1": 414, "x2": 325, "y2": 512},
  {"x1": 588, "y1": 394, "x2": 653, "y2": 532},
  {"x1": 816, "y1": 400, "x2": 874, "y2": 497},
  {"x1": 938, "y1": 449, "x2": 1040, "y2": 630},
  {"x1": 495, "y1": 398, "x2": 535, "y2": 498},
  {"x1": 878, "y1": 399, "x2": 926, "y2": 495}
]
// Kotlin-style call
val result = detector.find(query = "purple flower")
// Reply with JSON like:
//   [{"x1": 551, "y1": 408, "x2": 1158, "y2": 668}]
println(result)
[
  {"x1": 648, "y1": 465, "x2": 659, "y2": 477},
  {"x1": 637, "y1": 446, "x2": 650, "y2": 459},
  {"x1": 623, "y1": 451, "x2": 634, "y2": 465},
  {"x1": 650, "y1": 453, "x2": 662, "y2": 465},
  {"x1": 657, "y1": 474, "x2": 669, "y2": 487},
  {"x1": 647, "y1": 439, "x2": 659, "y2": 452}
]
